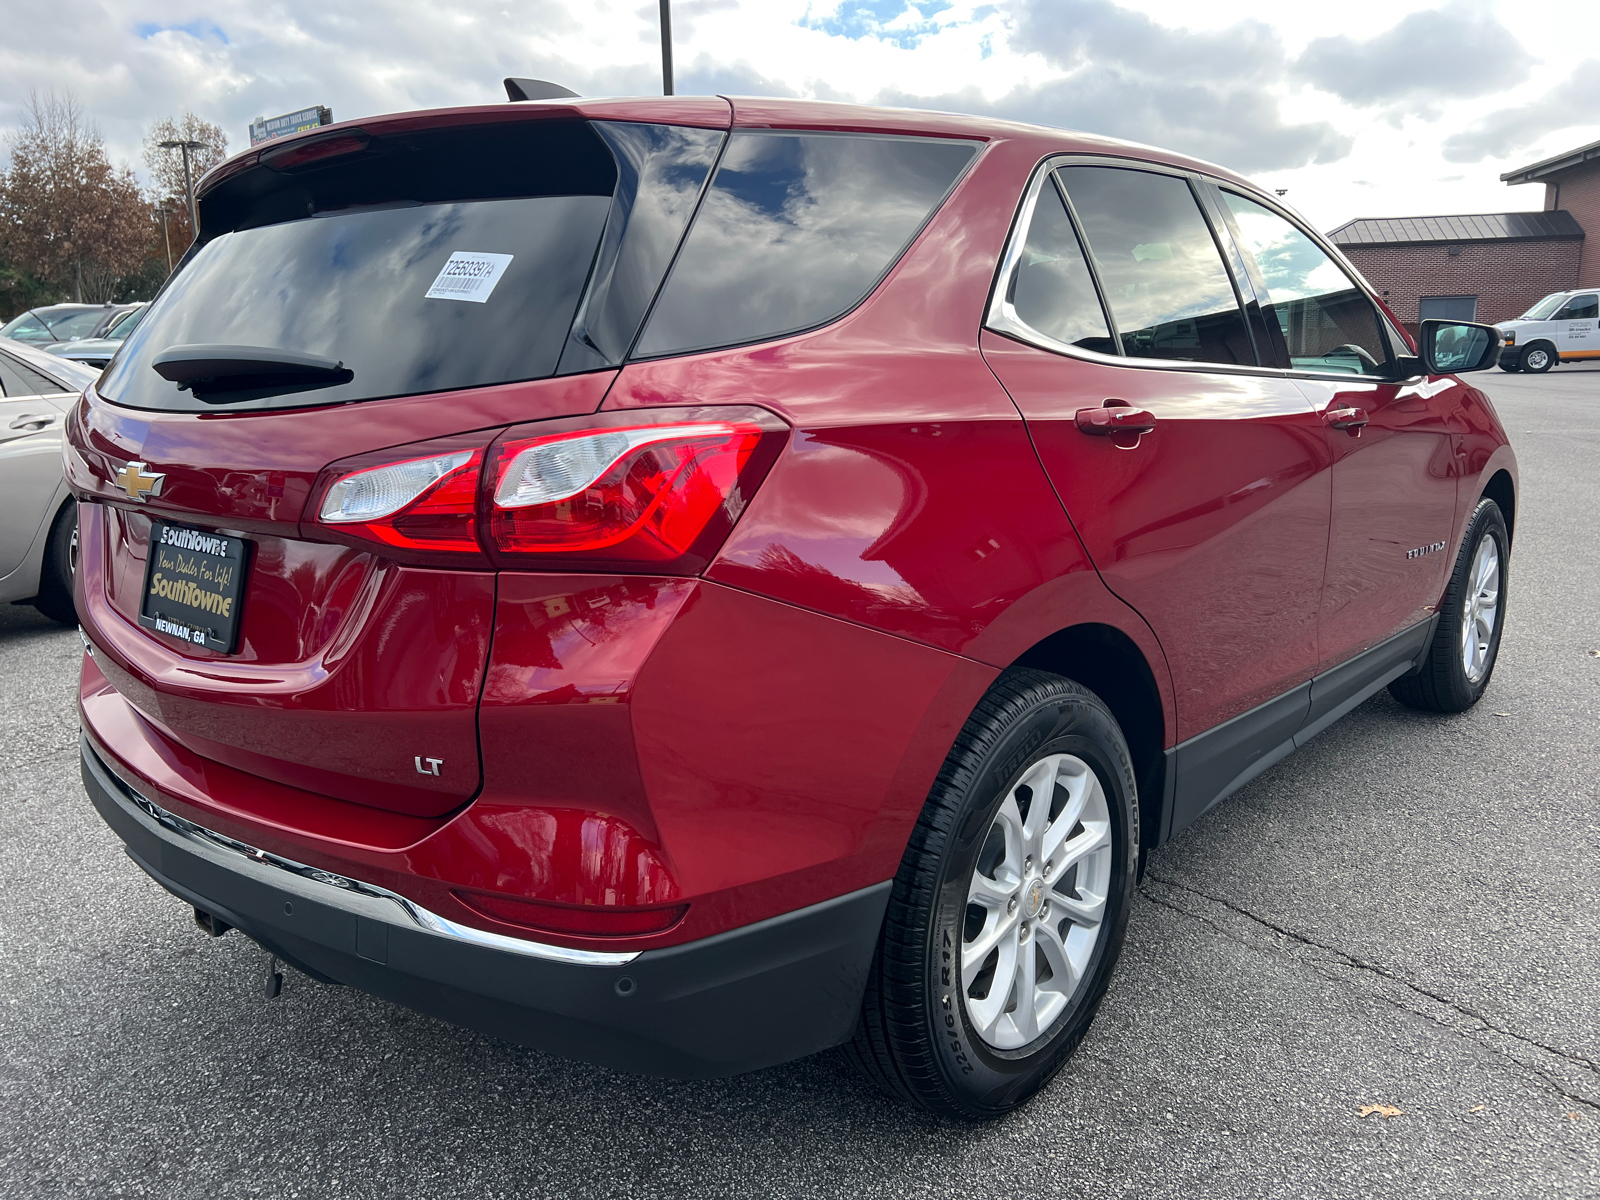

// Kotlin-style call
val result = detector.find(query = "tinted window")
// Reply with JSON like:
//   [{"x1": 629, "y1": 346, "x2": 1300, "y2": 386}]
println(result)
[
  {"x1": 635, "y1": 132, "x2": 979, "y2": 358},
  {"x1": 557, "y1": 122, "x2": 724, "y2": 374},
  {"x1": 1555, "y1": 293, "x2": 1598, "y2": 320},
  {"x1": 1057, "y1": 166, "x2": 1253, "y2": 366},
  {"x1": 1222, "y1": 192, "x2": 1389, "y2": 376},
  {"x1": 100, "y1": 196, "x2": 609, "y2": 413},
  {"x1": 1004, "y1": 176, "x2": 1115, "y2": 355}
]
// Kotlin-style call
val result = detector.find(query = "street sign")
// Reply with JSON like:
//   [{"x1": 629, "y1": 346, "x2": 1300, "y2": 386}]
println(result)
[{"x1": 249, "y1": 106, "x2": 334, "y2": 146}]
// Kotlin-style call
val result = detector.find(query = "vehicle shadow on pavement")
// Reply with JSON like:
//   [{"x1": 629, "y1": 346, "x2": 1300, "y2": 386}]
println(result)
[{"x1": 0, "y1": 601, "x2": 74, "y2": 642}]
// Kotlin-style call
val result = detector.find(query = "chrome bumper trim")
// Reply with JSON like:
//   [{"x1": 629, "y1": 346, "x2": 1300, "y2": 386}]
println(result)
[{"x1": 88, "y1": 740, "x2": 639, "y2": 967}]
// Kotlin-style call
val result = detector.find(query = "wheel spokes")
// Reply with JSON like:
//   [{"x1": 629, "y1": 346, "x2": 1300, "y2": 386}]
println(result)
[
  {"x1": 965, "y1": 931, "x2": 1019, "y2": 1040},
  {"x1": 962, "y1": 904, "x2": 1016, "y2": 975},
  {"x1": 1010, "y1": 931, "x2": 1041, "y2": 1043},
  {"x1": 1051, "y1": 888, "x2": 1107, "y2": 926},
  {"x1": 958, "y1": 751, "x2": 1116, "y2": 1051}
]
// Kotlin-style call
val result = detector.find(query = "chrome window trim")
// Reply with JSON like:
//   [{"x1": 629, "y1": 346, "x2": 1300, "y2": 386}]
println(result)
[
  {"x1": 986, "y1": 154, "x2": 1276, "y2": 378},
  {"x1": 986, "y1": 153, "x2": 1416, "y2": 386},
  {"x1": 88, "y1": 741, "x2": 639, "y2": 967}
]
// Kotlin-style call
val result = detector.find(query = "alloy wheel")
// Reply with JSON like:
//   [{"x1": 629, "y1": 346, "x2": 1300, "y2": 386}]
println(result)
[
  {"x1": 1460, "y1": 533, "x2": 1500, "y2": 684},
  {"x1": 961, "y1": 753, "x2": 1112, "y2": 1051}
]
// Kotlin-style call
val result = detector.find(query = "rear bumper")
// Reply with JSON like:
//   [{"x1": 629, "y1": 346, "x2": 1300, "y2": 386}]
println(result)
[{"x1": 81, "y1": 735, "x2": 889, "y2": 1078}]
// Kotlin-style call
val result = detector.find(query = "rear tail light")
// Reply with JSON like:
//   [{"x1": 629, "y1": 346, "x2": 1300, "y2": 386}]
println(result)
[
  {"x1": 308, "y1": 407, "x2": 786, "y2": 571},
  {"x1": 488, "y1": 422, "x2": 762, "y2": 563},
  {"x1": 310, "y1": 440, "x2": 488, "y2": 565}
]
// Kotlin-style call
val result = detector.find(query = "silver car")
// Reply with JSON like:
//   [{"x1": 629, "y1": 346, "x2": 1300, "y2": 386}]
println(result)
[
  {"x1": 47, "y1": 304, "x2": 149, "y2": 370},
  {"x1": 0, "y1": 339, "x2": 97, "y2": 624}
]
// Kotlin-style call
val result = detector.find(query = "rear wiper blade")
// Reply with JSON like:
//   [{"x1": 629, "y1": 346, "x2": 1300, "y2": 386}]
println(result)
[{"x1": 152, "y1": 344, "x2": 353, "y2": 396}]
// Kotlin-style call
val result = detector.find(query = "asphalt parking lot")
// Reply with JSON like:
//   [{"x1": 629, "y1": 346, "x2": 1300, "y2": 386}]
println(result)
[{"x1": 1, "y1": 367, "x2": 1596, "y2": 1199}]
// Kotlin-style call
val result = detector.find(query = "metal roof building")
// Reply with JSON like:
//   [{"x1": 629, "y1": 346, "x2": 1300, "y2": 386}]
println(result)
[{"x1": 1328, "y1": 211, "x2": 1585, "y2": 248}]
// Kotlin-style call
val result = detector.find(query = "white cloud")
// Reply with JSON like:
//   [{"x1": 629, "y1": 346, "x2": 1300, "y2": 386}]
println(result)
[{"x1": 0, "y1": 0, "x2": 1588, "y2": 232}]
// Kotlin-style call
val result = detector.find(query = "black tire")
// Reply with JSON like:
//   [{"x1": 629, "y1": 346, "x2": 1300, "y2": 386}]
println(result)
[
  {"x1": 848, "y1": 669, "x2": 1138, "y2": 1120},
  {"x1": 32, "y1": 501, "x2": 78, "y2": 626},
  {"x1": 1519, "y1": 344, "x2": 1555, "y2": 373},
  {"x1": 1389, "y1": 498, "x2": 1508, "y2": 713},
  {"x1": 1497, "y1": 360, "x2": 1520, "y2": 373}
]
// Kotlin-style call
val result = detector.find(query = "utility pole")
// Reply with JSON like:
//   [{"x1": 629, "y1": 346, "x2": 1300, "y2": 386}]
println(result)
[
  {"x1": 157, "y1": 202, "x2": 175, "y2": 274},
  {"x1": 659, "y1": 0, "x2": 674, "y2": 96},
  {"x1": 159, "y1": 139, "x2": 207, "y2": 243}
]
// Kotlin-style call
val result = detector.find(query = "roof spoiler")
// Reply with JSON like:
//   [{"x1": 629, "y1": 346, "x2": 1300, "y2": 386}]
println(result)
[{"x1": 504, "y1": 78, "x2": 580, "y2": 102}]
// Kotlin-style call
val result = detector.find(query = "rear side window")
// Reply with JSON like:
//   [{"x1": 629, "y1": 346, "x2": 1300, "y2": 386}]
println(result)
[
  {"x1": 634, "y1": 132, "x2": 980, "y2": 358},
  {"x1": 100, "y1": 120, "x2": 719, "y2": 414},
  {"x1": 1221, "y1": 192, "x2": 1389, "y2": 376},
  {"x1": 1004, "y1": 177, "x2": 1115, "y2": 355},
  {"x1": 1057, "y1": 166, "x2": 1254, "y2": 366}
]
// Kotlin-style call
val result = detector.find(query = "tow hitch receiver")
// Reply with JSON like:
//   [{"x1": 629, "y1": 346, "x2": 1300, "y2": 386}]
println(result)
[{"x1": 193, "y1": 907, "x2": 231, "y2": 937}]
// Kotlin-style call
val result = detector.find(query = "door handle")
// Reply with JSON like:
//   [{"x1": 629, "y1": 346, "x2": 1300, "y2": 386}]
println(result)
[
  {"x1": 1325, "y1": 406, "x2": 1369, "y2": 432},
  {"x1": 7, "y1": 413, "x2": 54, "y2": 432},
  {"x1": 1076, "y1": 404, "x2": 1157, "y2": 436}
]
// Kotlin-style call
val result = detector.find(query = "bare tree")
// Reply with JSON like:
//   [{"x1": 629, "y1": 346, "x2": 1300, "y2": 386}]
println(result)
[
  {"x1": 0, "y1": 91, "x2": 153, "y2": 302},
  {"x1": 144, "y1": 113, "x2": 229, "y2": 248}
]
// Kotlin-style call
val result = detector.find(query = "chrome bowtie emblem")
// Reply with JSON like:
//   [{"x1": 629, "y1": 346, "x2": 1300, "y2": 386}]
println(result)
[
  {"x1": 115, "y1": 461, "x2": 165, "y2": 502},
  {"x1": 1022, "y1": 877, "x2": 1047, "y2": 920}
]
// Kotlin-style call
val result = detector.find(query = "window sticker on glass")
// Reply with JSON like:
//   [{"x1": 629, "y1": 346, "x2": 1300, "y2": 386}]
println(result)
[{"x1": 425, "y1": 252, "x2": 514, "y2": 303}]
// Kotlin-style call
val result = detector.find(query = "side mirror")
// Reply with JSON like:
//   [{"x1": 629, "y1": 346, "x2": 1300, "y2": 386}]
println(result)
[{"x1": 1419, "y1": 319, "x2": 1501, "y2": 374}]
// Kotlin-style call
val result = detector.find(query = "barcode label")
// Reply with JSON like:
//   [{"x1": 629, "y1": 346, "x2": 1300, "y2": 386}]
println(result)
[{"x1": 424, "y1": 252, "x2": 514, "y2": 303}]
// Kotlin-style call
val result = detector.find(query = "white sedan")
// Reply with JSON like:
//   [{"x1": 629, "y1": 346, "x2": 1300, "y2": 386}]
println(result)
[{"x1": 0, "y1": 339, "x2": 97, "y2": 624}]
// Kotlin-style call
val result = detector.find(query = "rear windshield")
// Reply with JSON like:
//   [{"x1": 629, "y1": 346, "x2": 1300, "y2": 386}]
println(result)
[
  {"x1": 100, "y1": 196, "x2": 609, "y2": 412},
  {"x1": 99, "y1": 119, "x2": 720, "y2": 414},
  {"x1": 634, "y1": 131, "x2": 980, "y2": 358}
]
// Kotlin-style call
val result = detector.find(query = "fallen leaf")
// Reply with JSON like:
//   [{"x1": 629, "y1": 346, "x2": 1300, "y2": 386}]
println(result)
[
  {"x1": 1567, "y1": 1112, "x2": 1586, "y2": 1122},
  {"x1": 1470, "y1": 1104, "x2": 1485, "y2": 1113},
  {"x1": 1359, "y1": 1104, "x2": 1404, "y2": 1119}
]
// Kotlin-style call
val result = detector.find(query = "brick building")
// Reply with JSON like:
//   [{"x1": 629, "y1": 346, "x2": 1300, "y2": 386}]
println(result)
[
  {"x1": 1322, "y1": 136, "x2": 1600, "y2": 331},
  {"x1": 1329, "y1": 211, "x2": 1583, "y2": 329},
  {"x1": 1501, "y1": 136, "x2": 1600, "y2": 283}
]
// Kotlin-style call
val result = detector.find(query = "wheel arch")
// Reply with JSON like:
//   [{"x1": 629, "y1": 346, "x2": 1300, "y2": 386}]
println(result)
[
  {"x1": 1010, "y1": 622, "x2": 1169, "y2": 855},
  {"x1": 1481, "y1": 468, "x2": 1516, "y2": 546}
]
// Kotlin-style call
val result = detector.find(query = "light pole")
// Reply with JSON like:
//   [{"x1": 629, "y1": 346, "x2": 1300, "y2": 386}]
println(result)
[
  {"x1": 158, "y1": 139, "x2": 207, "y2": 243},
  {"x1": 157, "y1": 202, "x2": 176, "y2": 274},
  {"x1": 659, "y1": 0, "x2": 674, "y2": 96}
]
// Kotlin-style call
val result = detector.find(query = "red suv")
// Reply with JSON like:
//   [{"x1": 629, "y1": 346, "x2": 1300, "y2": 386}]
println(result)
[{"x1": 68, "y1": 96, "x2": 1516, "y2": 1119}]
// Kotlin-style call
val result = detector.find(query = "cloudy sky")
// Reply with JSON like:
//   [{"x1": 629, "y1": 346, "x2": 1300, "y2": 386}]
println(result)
[{"x1": 4, "y1": 0, "x2": 1597, "y2": 233}]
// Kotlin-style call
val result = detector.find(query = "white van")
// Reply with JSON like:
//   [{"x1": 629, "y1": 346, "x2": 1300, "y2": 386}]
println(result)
[{"x1": 1496, "y1": 288, "x2": 1599, "y2": 372}]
